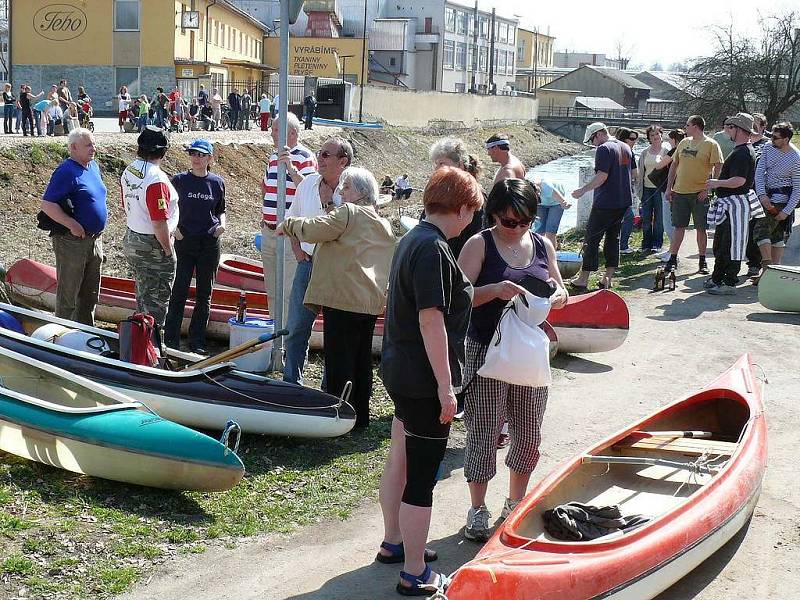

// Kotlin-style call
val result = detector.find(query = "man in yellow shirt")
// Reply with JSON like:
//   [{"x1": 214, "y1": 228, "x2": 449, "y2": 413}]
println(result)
[{"x1": 665, "y1": 115, "x2": 724, "y2": 274}]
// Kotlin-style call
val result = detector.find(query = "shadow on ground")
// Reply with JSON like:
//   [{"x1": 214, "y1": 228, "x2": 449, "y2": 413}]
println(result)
[
  {"x1": 746, "y1": 311, "x2": 800, "y2": 325},
  {"x1": 553, "y1": 354, "x2": 613, "y2": 374}
]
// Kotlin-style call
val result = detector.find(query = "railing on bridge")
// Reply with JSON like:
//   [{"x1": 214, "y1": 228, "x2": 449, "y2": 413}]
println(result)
[{"x1": 539, "y1": 105, "x2": 688, "y2": 125}]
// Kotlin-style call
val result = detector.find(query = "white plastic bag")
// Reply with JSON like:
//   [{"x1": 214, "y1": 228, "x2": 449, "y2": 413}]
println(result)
[{"x1": 477, "y1": 293, "x2": 552, "y2": 387}]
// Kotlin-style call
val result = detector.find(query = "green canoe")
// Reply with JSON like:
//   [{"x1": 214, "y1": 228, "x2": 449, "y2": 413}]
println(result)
[
  {"x1": 0, "y1": 346, "x2": 244, "y2": 491},
  {"x1": 758, "y1": 265, "x2": 800, "y2": 313}
]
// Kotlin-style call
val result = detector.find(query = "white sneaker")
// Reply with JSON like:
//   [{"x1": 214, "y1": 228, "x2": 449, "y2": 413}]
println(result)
[
  {"x1": 464, "y1": 505, "x2": 492, "y2": 542},
  {"x1": 620, "y1": 248, "x2": 634, "y2": 255},
  {"x1": 500, "y1": 498, "x2": 520, "y2": 520}
]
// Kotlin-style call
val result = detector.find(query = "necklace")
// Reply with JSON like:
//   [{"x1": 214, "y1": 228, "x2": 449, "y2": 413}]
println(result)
[{"x1": 507, "y1": 244, "x2": 520, "y2": 257}]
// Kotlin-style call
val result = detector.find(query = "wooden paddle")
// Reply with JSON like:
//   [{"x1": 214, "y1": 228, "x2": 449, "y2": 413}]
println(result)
[{"x1": 186, "y1": 329, "x2": 288, "y2": 371}]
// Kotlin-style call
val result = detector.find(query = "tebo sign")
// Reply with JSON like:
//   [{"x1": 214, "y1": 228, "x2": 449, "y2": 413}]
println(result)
[{"x1": 33, "y1": 4, "x2": 88, "y2": 41}]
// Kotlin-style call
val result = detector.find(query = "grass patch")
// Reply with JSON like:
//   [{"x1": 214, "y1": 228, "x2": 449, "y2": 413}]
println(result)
[
  {"x1": 28, "y1": 144, "x2": 46, "y2": 165},
  {"x1": 43, "y1": 141, "x2": 69, "y2": 159},
  {"x1": 0, "y1": 147, "x2": 17, "y2": 160},
  {"x1": 0, "y1": 355, "x2": 398, "y2": 597}
]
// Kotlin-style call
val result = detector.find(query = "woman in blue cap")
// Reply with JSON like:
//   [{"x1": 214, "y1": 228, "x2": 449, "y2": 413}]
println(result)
[{"x1": 164, "y1": 139, "x2": 226, "y2": 354}]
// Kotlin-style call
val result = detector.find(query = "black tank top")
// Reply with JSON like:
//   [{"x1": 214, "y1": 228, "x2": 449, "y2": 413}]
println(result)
[{"x1": 469, "y1": 229, "x2": 550, "y2": 344}]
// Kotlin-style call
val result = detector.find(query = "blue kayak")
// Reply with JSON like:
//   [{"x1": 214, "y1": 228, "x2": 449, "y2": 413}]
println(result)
[{"x1": 0, "y1": 346, "x2": 244, "y2": 491}]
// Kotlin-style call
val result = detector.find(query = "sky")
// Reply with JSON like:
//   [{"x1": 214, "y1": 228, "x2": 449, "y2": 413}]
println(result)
[{"x1": 489, "y1": 0, "x2": 796, "y2": 69}]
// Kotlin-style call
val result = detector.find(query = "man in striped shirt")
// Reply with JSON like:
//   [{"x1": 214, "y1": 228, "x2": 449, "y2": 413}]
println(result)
[
  {"x1": 261, "y1": 112, "x2": 317, "y2": 328},
  {"x1": 752, "y1": 121, "x2": 800, "y2": 275}
]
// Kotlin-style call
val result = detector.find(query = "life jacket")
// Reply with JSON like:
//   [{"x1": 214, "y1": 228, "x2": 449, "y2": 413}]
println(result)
[{"x1": 118, "y1": 313, "x2": 160, "y2": 367}]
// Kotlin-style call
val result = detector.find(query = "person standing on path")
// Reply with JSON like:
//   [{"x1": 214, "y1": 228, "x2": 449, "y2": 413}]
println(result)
[
  {"x1": 20, "y1": 86, "x2": 43, "y2": 137},
  {"x1": 3, "y1": 83, "x2": 15, "y2": 134},
  {"x1": 751, "y1": 122, "x2": 800, "y2": 279},
  {"x1": 241, "y1": 89, "x2": 252, "y2": 130},
  {"x1": 121, "y1": 127, "x2": 179, "y2": 327},
  {"x1": 744, "y1": 113, "x2": 773, "y2": 277},
  {"x1": 569, "y1": 122, "x2": 633, "y2": 292},
  {"x1": 665, "y1": 115, "x2": 724, "y2": 275},
  {"x1": 197, "y1": 84, "x2": 209, "y2": 109},
  {"x1": 164, "y1": 140, "x2": 226, "y2": 354},
  {"x1": 486, "y1": 133, "x2": 526, "y2": 185},
  {"x1": 40, "y1": 128, "x2": 107, "y2": 326},
  {"x1": 260, "y1": 112, "x2": 317, "y2": 334},
  {"x1": 615, "y1": 128, "x2": 640, "y2": 254},
  {"x1": 457, "y1": 178, "x2": 568, "y2": 542},
  {"x1": 258, "y1": 93, "x2": 271, "y2": 131},
  {"x1": 118, "y1": 86, "x2": 132, "y2": 133},
  {"x1": 227, "y1": 88, "x2": 241, "y2": 130},
  {"x1": 276, "y1": 136, "x2": 346, "y2": 385},
  {"x1": 303, "y1": 92, "x2": 317, "y2": 130},
  {"x1": 638, "y1": 125, "x2": 672, "y2": 253},
  {"x1": 377, "y1": 166, "x2": 482, "y2": 596},
  {"x1": 703, "y1": 113, "x2": 759, "y2": 295}
]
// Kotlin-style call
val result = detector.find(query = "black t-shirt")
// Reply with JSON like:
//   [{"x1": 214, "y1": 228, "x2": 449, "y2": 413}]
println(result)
[
  {"x1": 2, "y1": 91, "x2": 14, "y2": 104},
  {"x1": 380, "y1": 220, "x2": 473, "y2": 398},
  {"x1": 717, "y1": 143, "x2": 755, "y2": 198},
  {"x1": 19, "y1": 92, "x2": 30, "y2": 110}
]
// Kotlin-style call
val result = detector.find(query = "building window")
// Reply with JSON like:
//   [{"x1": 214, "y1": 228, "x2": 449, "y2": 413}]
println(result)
[
  {"x1": 498, "y1": 23, "x2": 508, "y2": 44},
  {"x1": 467, "y1": 44, "x2": 475, "y2": 72},
  {"x1": 455, "y1": 42, "x2": 467, "y2": 70},
  {"x1": 498, "y1": 49, "x2": 507, "y2": 74},
  {"x1": 445, "y1": 8, "x2": 456, "y2": 32},
  {"x1": 479, "y1": 16, "x2": 488, "y2": 39},
  {"x1": 389, "y1": 57, "x2": 396, "y2": 67},
  {"x1": 456, "y1": 11, "x2": 468, "y2": 35},
  {"x1": 443, "y1": 40, "x2": 454, "y2": 69},
  {"x1": 507, "y1": 51, "x2": 515, "y2": 74},
  {"x1": 508, "y1": 26, "x2": 515, "y2": 46},
  {"x1": 115, "y1": 67, "x2": 140, "y2": 96},
  {"x1": 114, "y1": 0, "x2": 139, "y2": 31},
  {"x1": 479, "y1": 46, "x2": 488, "y2": 72}
]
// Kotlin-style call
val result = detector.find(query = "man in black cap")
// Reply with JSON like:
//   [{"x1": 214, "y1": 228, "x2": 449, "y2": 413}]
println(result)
[{"x1": 120, "y1": 126, "x2": 180, "y2": 326}]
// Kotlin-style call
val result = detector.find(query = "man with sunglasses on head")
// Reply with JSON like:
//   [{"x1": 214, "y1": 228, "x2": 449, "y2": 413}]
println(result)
[
  {"x1": 569, "y1": 122, "x2": 633, "y2": 292},
  {"x1": 664, "y1": 115, "x2": 724, "y2": 276},
  {"x1": 744, "y1": 113, "x2": 772, "y2": 277},
  {"x1": 703, "y1": 113, "x2": 761, "y2": 295},
  {"x1": 279, "y1": 137, "x2": 350, "y2": 385},
  {"x1": 261, "y1": 112, "x2": 317, "y2": 342},
  {"x1": 750, "y1": 122, "x2": 800, "y2": 281}
]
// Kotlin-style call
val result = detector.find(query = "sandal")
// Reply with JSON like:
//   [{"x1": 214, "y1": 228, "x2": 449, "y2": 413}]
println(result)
[
  {"x1": 567, "y1": 281, "x2": 589, "y2": 294},
  {"x1": 376, "y1": 541, "x2": 438, "y2": 564},
  {"x1": 597, "y1": 279, "x2": 613, "y2": 290},
  {"x1": 396, "y1": 565, "x2": 451, "y2": 597}
]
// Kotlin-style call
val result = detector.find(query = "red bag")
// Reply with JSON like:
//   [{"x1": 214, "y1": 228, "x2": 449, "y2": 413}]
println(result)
[{"x1": 118, "y1": 313, "x2": 160, "y2": 367}]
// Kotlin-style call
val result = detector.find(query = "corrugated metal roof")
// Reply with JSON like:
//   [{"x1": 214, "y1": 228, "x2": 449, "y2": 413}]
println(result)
[
  {"x1": 583, "y1": 65, "x2": 651, "y2": 89},
  {"x1": 575, "y1": 96, "x2": 626, "y2": 110}
]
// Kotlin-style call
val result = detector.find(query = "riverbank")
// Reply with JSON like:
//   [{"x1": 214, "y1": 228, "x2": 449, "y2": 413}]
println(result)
[{"x1": 0, "y1": 123, "x2": 579, "y2": 276}]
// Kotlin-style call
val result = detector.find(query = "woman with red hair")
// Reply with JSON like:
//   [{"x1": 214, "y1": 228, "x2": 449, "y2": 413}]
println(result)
[{"x1": 377, "y1": 166, "x2": 483, "y2": 595}]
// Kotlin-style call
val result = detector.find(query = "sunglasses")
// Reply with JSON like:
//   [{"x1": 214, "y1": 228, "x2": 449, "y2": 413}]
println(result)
[
  {"x1": 317, "y1": 150, "x2": 342, "y2": 159},
  {"x1": 187, "y1": 150, "x2": 208, "y2": 157},
  {"x1": 771, "y1": 134, "x2": 786, "y2": 140},
  {"x1": 498, "y1": 216, "x2": 532, "y2": 229}
]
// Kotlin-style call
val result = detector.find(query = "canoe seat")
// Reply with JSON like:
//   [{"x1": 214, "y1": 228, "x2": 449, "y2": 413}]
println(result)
[{"x1": 615, "y1": 435, "x2": 736, "y2": 457}]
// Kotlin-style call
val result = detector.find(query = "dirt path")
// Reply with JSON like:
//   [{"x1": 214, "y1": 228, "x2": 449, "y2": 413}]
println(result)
[{"x1": 120, "y1": 232, "x2": 800, "y2": 600}]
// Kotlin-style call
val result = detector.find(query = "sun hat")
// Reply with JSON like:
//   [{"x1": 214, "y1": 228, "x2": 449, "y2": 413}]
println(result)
[
  {"x1": 186, "y1": 139, "x2": 213, "y2": 155},
  {"x1": 724, "y1": 113, "x2": 758, "y2": 135},
  {"x1": 583, "y1": 122, "x2": 607, "y2": 144},
  {"x1": 137, "y1": 126, "x2": 169, "y2": 151}
]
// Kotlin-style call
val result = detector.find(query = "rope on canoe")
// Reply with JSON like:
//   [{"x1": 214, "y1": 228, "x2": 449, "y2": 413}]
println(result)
[{"x1": 201, "y1": 371, "x2": 351, "y2": 420}]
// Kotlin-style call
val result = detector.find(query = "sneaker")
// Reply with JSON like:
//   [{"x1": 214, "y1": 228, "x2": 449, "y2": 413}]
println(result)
[
  {"x1": 746, "y1": 266, "x2": 761, "y2": 278},
  {"x1": 707, "y1": 283, "x2": 736, "y2": 295},
  {"x1": 464, "y1": 505, "x2": 493, "y2": 542},
  {"x1": 659, "y1": 251, "x2": 672, "y2": 262},
  {"x1": 665, "y1": 257, "x2": 678, "y2": 272},
  {"x1": 698, "y1": 258, "x2": 709, "y2": 275},
  {"x1": 620, "y1": 248, "x2": 634, "y2": 255},
  {"x1": 702, "y1": 277, "x2": 717, "y2": 290},
  {"x1": 500, "y1": 498, "x2": 520, "y2": 520}
]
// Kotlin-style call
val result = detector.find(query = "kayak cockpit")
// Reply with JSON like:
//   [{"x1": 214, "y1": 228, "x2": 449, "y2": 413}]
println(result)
[{"x1": 510, "y1": 393, "x2": 752, "y2": 545}]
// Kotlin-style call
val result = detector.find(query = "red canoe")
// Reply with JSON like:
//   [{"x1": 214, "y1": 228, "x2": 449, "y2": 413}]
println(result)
[
  {"x1": 216, "y1": 254, "x2": 266, "y2": 292},
  {"x1": 447, "y1": 354, "x2": 766, "y2": 599},
  {"x1": 5, "y1": 259, "x2": 384, "y2": 353},
  {"x1": 547, "y1": 289, "x2": 629, "y2": 353}
]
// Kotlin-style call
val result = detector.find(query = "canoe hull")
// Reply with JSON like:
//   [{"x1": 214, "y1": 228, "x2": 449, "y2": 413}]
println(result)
[
  {"x1": 217, "y1": 253, "x2": 266, "y2": 293},
  {"x1": 757, "y1": 264, "x2": 800, "y2": 313},
  {"x1": 447, "y1": 355, "x2": 766, "y2": 600},
  {"x1": 547, "y1": 290, "x2": 629, "y2": 353}
]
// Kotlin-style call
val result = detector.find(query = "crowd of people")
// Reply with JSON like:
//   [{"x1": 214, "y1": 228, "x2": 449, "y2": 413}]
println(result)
[
  {"x1": 3, "y1": 79, "x2": 92, "y2": 137},
  {"x1": 570, "y1": 112, "x2": 797, "y2": 295}
]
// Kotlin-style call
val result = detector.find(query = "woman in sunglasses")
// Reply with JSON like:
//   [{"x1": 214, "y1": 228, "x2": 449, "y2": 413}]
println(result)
[
  {"x1": 456, "y1": 178, "x2": 568, "y2": 543},
  {"x1": 163, "y1": 139, "x2": 226, "y2": 354}
]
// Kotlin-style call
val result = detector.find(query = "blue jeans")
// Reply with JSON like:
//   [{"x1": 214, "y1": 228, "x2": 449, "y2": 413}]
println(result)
[
  {"x1": 283, "y1": 258, "x2": 317, "y2": 385},
  {"x1": 32, "y1": 110, "x2": 42, "y2": 136},
  {"x1": 138, "y1": 115, "x2": 149, "y2": 131},
  {"x1": 619, "y1": 206, "x2": 635, "y2": 250},
  {"x1": 534, "y1": 204, "x2": 565, "y2": 234},
  {"x1": 4, "y1": 104, "x2": 13, "y2": 133},
  {"x1": 640, "y1": 187, "x2": 664, "y2": 250}
]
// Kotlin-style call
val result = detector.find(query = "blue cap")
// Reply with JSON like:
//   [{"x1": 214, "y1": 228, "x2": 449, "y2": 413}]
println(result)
[{"x1": 186, "y1": 139, "x2": 213, "y2": 155}]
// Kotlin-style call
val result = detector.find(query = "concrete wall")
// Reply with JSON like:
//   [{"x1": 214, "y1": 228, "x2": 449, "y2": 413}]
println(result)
[{"x1": 352, "y1": 86, "x2": 537, "y2": 127}]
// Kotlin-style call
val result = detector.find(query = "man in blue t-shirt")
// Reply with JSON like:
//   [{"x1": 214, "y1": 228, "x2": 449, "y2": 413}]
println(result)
[
  {"x1": 40, "y1": 128, "x2": 107, "y2": 325},
  {"x1": 569, "y1": 122, "x2": 633, "y2": 291}
]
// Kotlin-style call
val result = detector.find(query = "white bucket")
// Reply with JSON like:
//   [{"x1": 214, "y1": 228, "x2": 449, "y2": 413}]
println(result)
[
  {"x1": 31, "y1": 323, "x2": 111, "y2": 355},
  {"x1": 228, "y1": 317, "x2": 275, "y2": 373}
]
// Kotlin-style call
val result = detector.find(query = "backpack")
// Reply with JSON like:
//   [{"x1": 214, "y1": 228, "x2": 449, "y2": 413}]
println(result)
[{"x1": 118, "y1": 313, "x2": 160, "y2": 367}]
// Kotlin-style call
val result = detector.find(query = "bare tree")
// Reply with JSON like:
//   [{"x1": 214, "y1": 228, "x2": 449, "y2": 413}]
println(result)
[
  {"x1": 685, "y1": 11, "x2": 800, "y2": 125},
  {"x1": 613, "y1": 38, "x2": 633, "y2": 70}
]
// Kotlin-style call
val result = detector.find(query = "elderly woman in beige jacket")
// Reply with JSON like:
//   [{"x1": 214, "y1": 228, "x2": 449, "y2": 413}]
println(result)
[{"x1": 279, "y1": 166, "x2": 396, "y2": 428}]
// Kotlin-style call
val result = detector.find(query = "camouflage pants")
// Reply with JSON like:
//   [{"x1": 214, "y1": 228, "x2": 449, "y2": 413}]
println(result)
[{"x1": 123, "y1": 229, "x2": 176, "y2": 328}]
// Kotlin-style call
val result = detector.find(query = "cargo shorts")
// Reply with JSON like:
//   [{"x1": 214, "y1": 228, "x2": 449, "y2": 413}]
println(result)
[
  {"x1": 752, "y1": 204, "x2": 792, "y2": 247},
  {"x1": 670, "y1": 192, "x2": 709, "y2": 229}
]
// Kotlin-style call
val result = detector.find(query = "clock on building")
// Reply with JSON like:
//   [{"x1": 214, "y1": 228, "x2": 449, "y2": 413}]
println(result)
[{"x1": 181, "y1": 11, "x2": 200, "y2": 29}]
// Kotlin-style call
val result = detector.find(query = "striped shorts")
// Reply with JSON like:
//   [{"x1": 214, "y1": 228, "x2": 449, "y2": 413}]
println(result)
[{"x1": 463, "y1": 336, "x2": 549, "y2": 483}]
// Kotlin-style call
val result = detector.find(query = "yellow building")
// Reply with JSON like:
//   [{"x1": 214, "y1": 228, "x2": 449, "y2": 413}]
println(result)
[
  {"x1": 11, "y1": 0, "x2": 270, "y2": 112},
  {"x1": 515, "y1": 27, "x2": 556, "y2": 92}
]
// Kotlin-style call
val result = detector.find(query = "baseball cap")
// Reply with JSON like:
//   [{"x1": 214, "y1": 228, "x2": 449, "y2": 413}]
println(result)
[
  {"x1": 186, "y1": 139, "x2": 213, "y2": 155},
  {"x1": 583, "y1": 122, "x2": 607, "y2": 144},
  {"x1": 137, "y1": 126, "x2": 169, "y2": 151}
]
